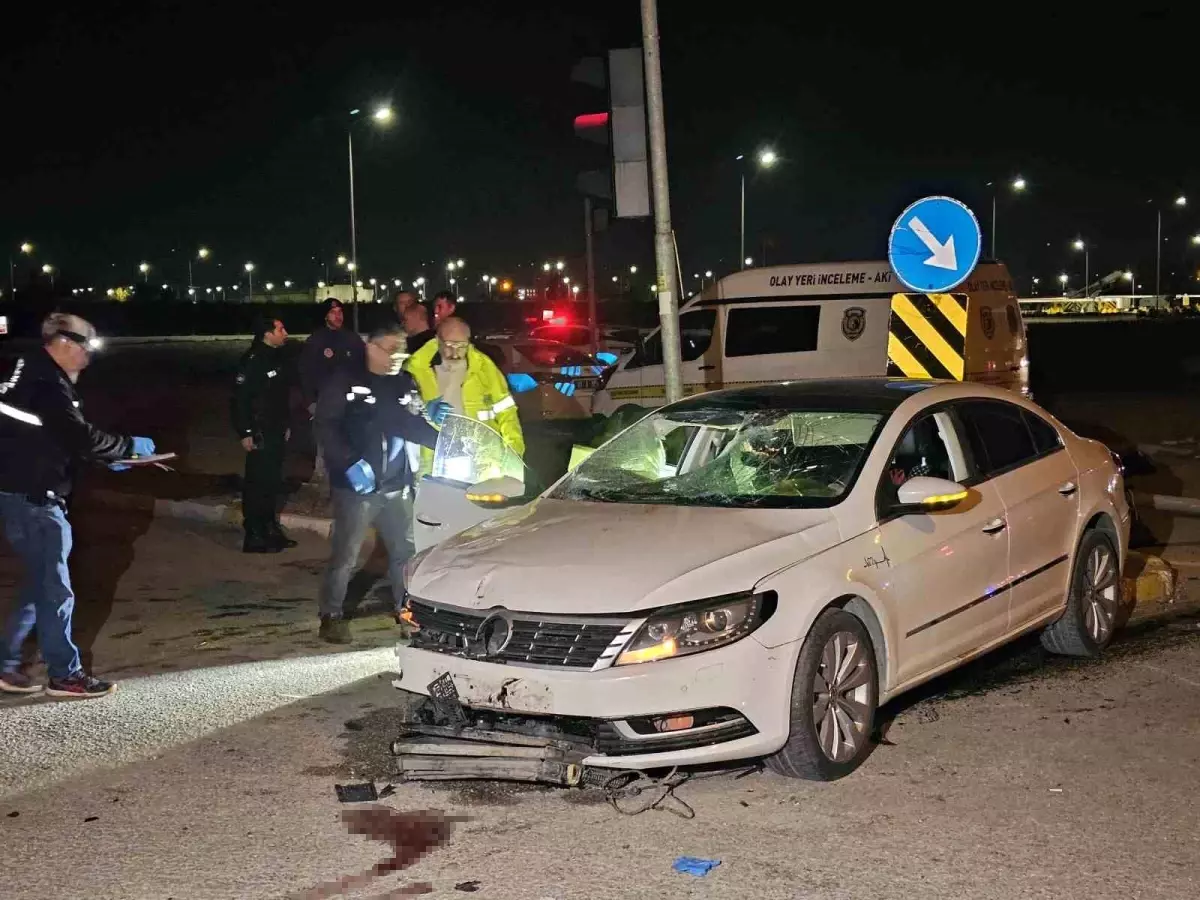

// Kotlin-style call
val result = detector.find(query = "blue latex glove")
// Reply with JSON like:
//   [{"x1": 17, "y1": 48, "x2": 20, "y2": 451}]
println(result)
[
  {"x1": 426, "y1": 398, "x2": 452, "y2": 426},
  {"x1": 345, "y1": 459, "x2": 376, "y2": 495},
  {"x1": 595, "y1": 352, "x2": 618, "y2": 365},
  {"x1": 506, "y1": 373, "x2": 538, "y2": 394},
  {"x1": 554, "y1": 381, "x2": 577, "y2": 397},
  {"x1": 673, "y1": 857, "x2": 721, "y2": 877},
  {"x1": 108, "y1": 463, "x2": 131, "y2": 472},
  {"x1": 132, "y1": 436, "x2": 156, "y2": 457}
]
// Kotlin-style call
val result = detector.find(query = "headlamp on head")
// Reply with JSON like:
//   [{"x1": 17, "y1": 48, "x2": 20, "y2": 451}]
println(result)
[{"x1": 58, "y1": 330, "x2": 103, "y2": 352}]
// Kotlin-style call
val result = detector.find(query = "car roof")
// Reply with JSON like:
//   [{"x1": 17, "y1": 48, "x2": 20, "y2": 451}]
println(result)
[{"x1": 669, "y1": 378, "x2": 945, "y2": 414}]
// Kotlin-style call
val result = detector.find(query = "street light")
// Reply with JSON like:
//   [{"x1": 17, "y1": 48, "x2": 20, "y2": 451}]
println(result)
[
  {"x1": 1155, "y1": 195, "x2": 1187, "y2": 296},
  {"x1": 317, "y1": 281, "x2": 326, "y2": 289},
  {"x1": 629, "y1": 265, "x2": 638, "y2": 274},
  {"x1": 1072, "y1": 239, "x2": 1089, "y2": 296},
  {"x1": 346, "y1": 105, "x2": 395, "y2": 331},
  {"x1": 283, "y1": 280, "x2": 292, "y2": 288},
  {"x1": 744, "y1": 257, "x2": 754, "y2": 267},
  {"x1": 20, "y1": 242, "x2": 32, "y2": 254},
  {"x1": 987, "y1": 175, "x2": 1026, "y2": 259},
  {"x1": 42, "y1": 263, "x2": 54, "y2": 291},
  {"x1": 337, "y1": 255, "x2": 348, "y2": 266},
  {"x1": 138, "y1": 261, "x2": 150, "y2": 282},
  {"x1": 542, "y1": 262, "x2": 551, "y2": 272},
  {"x1": 1058, "y1": 273, "x2": 1069, "y2": 295},
  {"x1": 265, "y1": 282, "x2": 275, "y2": 291},
  {"x1": 9, "y1": 242, "x2": 35, "y2": 300},
  {"x1": 244, "y1": 262, "x2": 254, "y2": 302},
  {"x1": 738, "y1": 147, "x2": 778, "y2": 268},
  {"x1": 555, "y1": 261, "x2": 564, "y2": 271},
  {"x1": 190, "y1": 247, "x2": 210, "y2": 292}
]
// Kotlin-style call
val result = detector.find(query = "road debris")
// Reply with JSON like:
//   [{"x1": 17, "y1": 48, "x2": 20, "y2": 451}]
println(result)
[
  {"x1": 673, "y1": 856, "x2": 722, "y2": 877},
  {"x1": 335, "y1": 782, "x2": 379, "y2": 803},
  {"x1": 454, "y1": 881, "x2": 482, "y2": 892}
]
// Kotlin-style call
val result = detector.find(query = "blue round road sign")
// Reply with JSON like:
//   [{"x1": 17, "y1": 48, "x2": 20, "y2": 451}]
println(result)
[{"x1": 887, "y1": 196, "x2": 982, "y2": 293}]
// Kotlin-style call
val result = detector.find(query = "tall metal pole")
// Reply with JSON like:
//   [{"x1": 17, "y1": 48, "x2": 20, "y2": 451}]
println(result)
[
  {"x1": 1084, "y1": 250, "x2": 1089, "y2": 297},
  {"x1": 248, "y1": 270, "x2": 254, "y2": 303},
  {"x1": 1155, "y1": 208, "x2": 1162, "y2": 298},
  {"x1": 991, "y1": 194, "x2": 997, "y2": 259},
  {"x1": 640, "y1": 0, "x2": 683, "y2": 404},
  {"x1": 584, "y1": 196, "x2": 599, "y2": 354},
  {"x1": 740, "y1": 171, "x2": 746, "y2": 269},
  {"x1": 348, "y1": 130, "x2": 360, "y2": 333}
]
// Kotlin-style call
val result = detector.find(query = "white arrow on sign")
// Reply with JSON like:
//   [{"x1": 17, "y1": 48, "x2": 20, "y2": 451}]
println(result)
[{"x1": 908, "y1": 216, "x2": 957, "y2": 270}]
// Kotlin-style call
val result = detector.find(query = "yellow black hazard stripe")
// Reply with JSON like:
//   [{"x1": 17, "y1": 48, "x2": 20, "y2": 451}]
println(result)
[{"x1": 886, "y1": 293, "x2": 967, "y2": 381}]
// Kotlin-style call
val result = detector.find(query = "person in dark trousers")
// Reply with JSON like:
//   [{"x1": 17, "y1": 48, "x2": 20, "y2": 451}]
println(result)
[
  {"x1": 314, "y1": 323, "x2": 450, "y2": 644},
  {"x1": 232, "y1": 315, "x2": 294, "y2": 553},
  {"x1": 299, "y1": 298, "x2": 365, "y2": 482},
  {"x1": 0, "y1": 313, "x2": 155, "y2": 698},
  {"x1": 432, "y1": 290, "x2": 457, "y2": 325},
  {"x1": 402, "y1": 302, "x2": 437, "y2": 355}
]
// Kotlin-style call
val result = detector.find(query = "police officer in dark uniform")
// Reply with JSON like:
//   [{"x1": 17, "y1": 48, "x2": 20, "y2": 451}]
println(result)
[{"x1": 232, "y1": 315, "x2": 294, "y2": 553}]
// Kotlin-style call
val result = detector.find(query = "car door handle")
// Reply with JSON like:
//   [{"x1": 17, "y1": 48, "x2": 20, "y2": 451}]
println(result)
[
  {"x1": 415, "y1": 517, "x2": 442, "y2": 528},
  {"x1": 1058, "y1": 481, "x2": 1078, "y2": 496},
  {"x1": 698, "y1": 364, "x2": 715, "y2": 371},
  {"x1": 981, "y1": 517, "x2": 1007, "y2": 534}
]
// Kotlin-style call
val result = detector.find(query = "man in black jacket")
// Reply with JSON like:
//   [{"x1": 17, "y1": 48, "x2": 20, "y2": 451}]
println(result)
[
  {"x1": 299, "y1": 298, "x2": 365, "y2": 485},
  {"x1": 0, "y1": 314, "x2": 155, "y2": 698},
  {"x1": 314, "y1": 323, "x2": 449, "y2": 644},
  {"x1": 232, "y1": 315, "x2": 293, "y2": 553}
]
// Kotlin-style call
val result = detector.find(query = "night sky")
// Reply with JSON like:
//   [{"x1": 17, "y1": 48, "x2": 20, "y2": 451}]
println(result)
[{"x1": 3, "y1": 3, "x2": 1197, "y2": 296}]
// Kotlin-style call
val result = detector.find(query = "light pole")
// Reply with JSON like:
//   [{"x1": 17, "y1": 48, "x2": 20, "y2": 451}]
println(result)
[
  {"x1": 1072, "y1": 239, "x2": 1089, "y2": 296},
  {"x1": 190, "y1": 247, "x2": 210, "y2": 293},
  {"x1": 244, "y1": 262, "x2": 254, "y2": 302},
  {"x1": 9, "y1": 242, "x2": 33, "y2": 301},
  {"x1": 139, "y1": 261, "x2": 150, "y2": 283},
  {"x1": 1058, "y1": 273, "x2": 1068, "y2": 296},
  {"x1": 1155, "y1": 194, "x2": 1187, "y2": 297},
  {"x1": 738, "y1": 148, "x2": 777, "y2": 269},
  {"x1": 42, "y1": 263, "x2": 54, "y2": 291},
  {"x1": 988, "y1": 175, "x2": 1026, "y2": 259},
  {"x1": 347, "y1": 105, "x2": 394, "y2": 332}
]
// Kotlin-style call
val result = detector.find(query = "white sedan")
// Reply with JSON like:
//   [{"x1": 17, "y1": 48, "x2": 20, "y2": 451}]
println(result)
[{"x1": 399, "y1": 379, "x2": 1130, "y2": 780}]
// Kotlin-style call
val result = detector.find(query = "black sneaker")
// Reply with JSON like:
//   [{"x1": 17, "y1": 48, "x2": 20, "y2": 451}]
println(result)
[
  {"x1": 318, "y1": 616, "x2": 352, "y2": 645},
  {"x1": 243, "y1": 533, "x2": 284, "y2": 554},
  {"x1": 0, "y1": 671, "x2": 42, "y2": 694},
  {"x1": 267, "y1": 525, "x2": 298, "y2": 550},
  {"x1": 45, "y1": 673, "x2": 115, "y2": 699}
]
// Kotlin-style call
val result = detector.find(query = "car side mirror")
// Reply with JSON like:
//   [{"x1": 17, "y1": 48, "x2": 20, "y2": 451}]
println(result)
[
  {"x1": 466, "y1": 475, "x2": 525, "y2": 508},
  {"x1": 894, "y1": 476, "x2": 969, "y2": 515}
]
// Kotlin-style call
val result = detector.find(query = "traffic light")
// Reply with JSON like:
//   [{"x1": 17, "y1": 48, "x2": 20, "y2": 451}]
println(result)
[{"x1": 572, "y1": 49, "x2": 650, "y2": 219}]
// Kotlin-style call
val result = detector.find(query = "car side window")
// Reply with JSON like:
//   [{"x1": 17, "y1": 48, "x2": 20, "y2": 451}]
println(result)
[
  {"x1": 1024, "y1": 410, "x2": 1063, "y2": 455},
  {"x1": 956, "y1": 401, "x2": 1040, "y2": 478},
  {"x1": 876, "y1": 411, "x2": 965, "y2": 516}
]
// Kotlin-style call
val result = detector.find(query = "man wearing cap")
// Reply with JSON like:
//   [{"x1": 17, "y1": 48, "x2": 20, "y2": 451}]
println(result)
[
  {"x1": 299, "y1": 299, "x2": 365, "y2": 478},
  {"x1": 0, "y1": 313, "x2": 155, "y2": 698},
  {"x1": 233, "y1": 315, "x2": 294, "y2": 553}
]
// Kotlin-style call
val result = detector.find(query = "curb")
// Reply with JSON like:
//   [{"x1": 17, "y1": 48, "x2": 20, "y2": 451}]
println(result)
[
  {"x1": 83, "y1": 489, "x2": 334, "y2": 538},
  {"x1": 1124, "y1": 551, "x2": 1178, "y2": 606}
]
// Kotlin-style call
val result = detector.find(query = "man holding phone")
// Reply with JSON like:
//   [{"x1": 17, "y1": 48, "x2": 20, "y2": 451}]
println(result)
[{"x1": 232, "y1": 315, "x2": 294, "y2": 553}]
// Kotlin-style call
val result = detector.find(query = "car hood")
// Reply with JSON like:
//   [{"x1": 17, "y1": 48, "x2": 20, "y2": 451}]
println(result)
[{"x1": 407, "y1": 498, "x2": 842, "y2": 614}]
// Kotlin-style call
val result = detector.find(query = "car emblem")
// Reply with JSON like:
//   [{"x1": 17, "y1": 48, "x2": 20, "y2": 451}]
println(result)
[
  {"x1": 979, "y1": 305, "x2": 996, "y2": 340},
  {"x1": 842, "y1": 306, "x2": 866, "y2": 342},
  {"x1": 475, "y1": 611, "x2": 513, "y2": 658}
]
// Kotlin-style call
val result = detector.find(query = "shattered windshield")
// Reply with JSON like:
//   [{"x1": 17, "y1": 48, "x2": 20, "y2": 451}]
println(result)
[
  {"x1": 550, "y1": 405, "x2": 885, "y2": 509},
  {"x1": 432, "y1": 414, "x2": 526, "y2": 486}
]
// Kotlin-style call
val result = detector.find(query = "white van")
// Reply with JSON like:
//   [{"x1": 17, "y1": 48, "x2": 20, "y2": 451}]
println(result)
[{"x1": 593, "y1": 260, "x2": 1029, "y2": 415}]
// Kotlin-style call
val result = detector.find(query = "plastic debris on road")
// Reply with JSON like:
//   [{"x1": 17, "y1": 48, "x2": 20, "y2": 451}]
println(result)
[{"x1": 673, "y1": 856, "x2": 722, "y2": 877}]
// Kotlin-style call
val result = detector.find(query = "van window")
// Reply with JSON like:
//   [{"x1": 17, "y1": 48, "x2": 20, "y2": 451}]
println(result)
[
  {"x1": 725, "y1": 305, "x2": 820, "y2": 358},
  {"x1": 625, "y1": 309, "x2": 716, "y2": 370}
]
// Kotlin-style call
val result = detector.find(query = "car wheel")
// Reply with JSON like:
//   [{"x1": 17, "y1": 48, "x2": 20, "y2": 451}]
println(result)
[
  {"x1": 1040, "y1": 529, "x2": 1121, "y2": 658},
  {"x1": 766, "y1": 609, "x2": 878, "y2": 781}
]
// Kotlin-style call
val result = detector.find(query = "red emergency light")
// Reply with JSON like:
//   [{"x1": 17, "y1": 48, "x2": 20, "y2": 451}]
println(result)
[{"x1": 573, "y1": 112, "x2": 609, "y2": 131}]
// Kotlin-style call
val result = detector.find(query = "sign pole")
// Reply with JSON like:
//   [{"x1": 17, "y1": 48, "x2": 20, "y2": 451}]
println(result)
[
  {"x1": 585, "y1": 196, "x2": 599, "y2": 354},
  {"x1": 640, "y1": 0, "x2": 683, "y2": 405}
]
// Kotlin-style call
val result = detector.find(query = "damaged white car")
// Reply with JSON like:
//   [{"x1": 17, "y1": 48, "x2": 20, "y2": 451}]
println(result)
[{"x1": 398, "y1": 379, "x2": 1130, "y2": 780}]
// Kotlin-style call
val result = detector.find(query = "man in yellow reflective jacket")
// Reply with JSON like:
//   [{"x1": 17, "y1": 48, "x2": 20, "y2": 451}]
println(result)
[{"x1": 405, "y1": 317, "x2": 524, "y2": 473}]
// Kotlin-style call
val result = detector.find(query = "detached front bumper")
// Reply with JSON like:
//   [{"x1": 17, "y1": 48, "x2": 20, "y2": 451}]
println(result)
[{"x1": 393, "y1": 635, "x2": 796, "y2": 769}]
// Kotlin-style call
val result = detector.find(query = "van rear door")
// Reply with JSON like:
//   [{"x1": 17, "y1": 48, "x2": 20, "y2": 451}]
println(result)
[{"x1": 962, "y1": 295, "x2": 1026, "y2": 392}]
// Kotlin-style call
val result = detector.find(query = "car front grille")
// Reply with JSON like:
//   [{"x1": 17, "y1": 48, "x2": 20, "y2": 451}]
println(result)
[{"x1": 407, "y1": 598, "x2": 627, "y2": 669}]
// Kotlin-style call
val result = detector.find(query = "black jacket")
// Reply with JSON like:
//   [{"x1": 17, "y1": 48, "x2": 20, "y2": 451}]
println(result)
[
  {"x1": 231, "y1": 341, "x2": 291, "y2": 439},
  {"x1": 406, "y1": 328, "x2": 436, "y2": 356},
  {"x1": 0, "y1": 349, "x2": 132, "y2": 499},
  {"x1": 299, "y1": 327, "x2": 366, "y2": 405},
  {"x1": 315, "y1": 368, "x2": 439, "y2": 494}
]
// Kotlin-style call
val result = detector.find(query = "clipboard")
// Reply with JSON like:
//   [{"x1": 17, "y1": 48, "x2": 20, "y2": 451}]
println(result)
[{"x1": 111, "y1": 452, "x2": 178, "y2": 468}]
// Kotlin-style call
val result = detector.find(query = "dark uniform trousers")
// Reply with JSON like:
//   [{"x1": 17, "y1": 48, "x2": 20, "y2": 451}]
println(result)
[{"x1": 243, "y1": 429, "x2": 288, "y2": 537}]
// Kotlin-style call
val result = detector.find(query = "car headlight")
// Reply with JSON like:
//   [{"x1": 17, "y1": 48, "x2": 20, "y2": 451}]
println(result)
[{"x1": 615, "y1": 591, "x2": 776, "y2": 666}]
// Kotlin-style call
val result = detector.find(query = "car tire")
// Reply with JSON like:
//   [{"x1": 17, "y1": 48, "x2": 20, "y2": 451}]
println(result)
[
  {"x1": 766, "y1": 608, "x2": 878, "y2": 781},
  {"x1": 1040, "y1": 529, "x2": 1121, "y2": 658}
]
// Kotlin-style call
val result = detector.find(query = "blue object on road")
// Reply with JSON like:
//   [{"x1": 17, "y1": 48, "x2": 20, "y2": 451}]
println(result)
[
  {"x1": 506, "y1": 373, "x2": 538, "y2": 394},
  {"x1": 345, "y1": 459, "x2": 376, "y2": 495},
  {"x1": 132, "y1": 436, "x2": 156, "y2": 457},
  {"x1": 673, "y1": 856, "x2": 721, "y2": 877},
  {"x1": 426, "y1": 398, "x2": 452, "y2": 426},
  {"x1": 887, "y1": 195, "x2": 981, "y2": 293}
]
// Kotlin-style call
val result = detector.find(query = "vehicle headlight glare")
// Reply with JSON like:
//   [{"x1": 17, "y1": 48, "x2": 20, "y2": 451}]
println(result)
[{"x1": 615, "y1": 591, "x2": 775, "y2": 666}]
